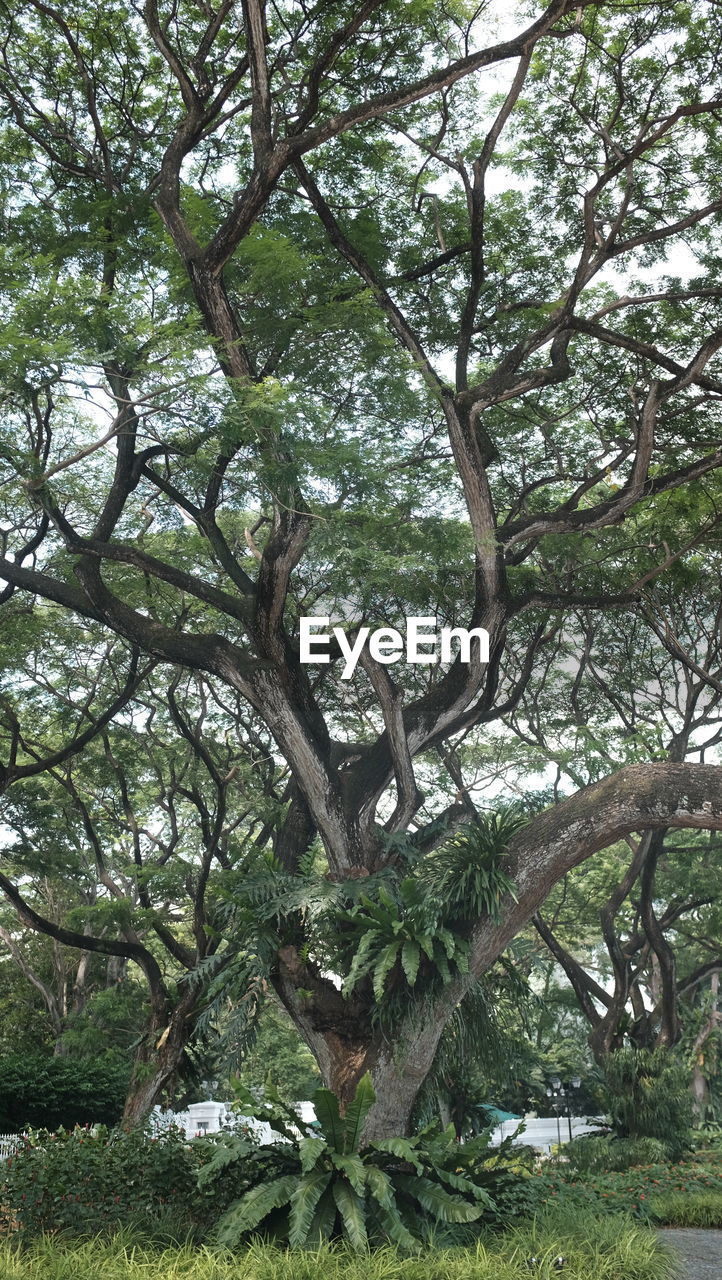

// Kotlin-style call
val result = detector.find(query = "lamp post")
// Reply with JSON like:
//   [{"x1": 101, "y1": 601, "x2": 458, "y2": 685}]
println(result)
[{"x1": 545, "y1": 1076, "x2": 582, "y2": 1144}]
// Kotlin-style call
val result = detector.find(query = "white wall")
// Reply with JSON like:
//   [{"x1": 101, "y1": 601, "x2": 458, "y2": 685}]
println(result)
[{"x1": 489, "y1": 1115, "x2": 606, "y2": 1153}]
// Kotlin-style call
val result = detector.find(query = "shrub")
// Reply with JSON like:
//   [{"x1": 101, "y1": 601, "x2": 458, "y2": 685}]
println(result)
[
  {"x1": 563, "y1": 1135, "x2": 668, "y2": 1174},
  {"x1": 0, "y1": 1053, "x2": 129, "y2": 1131},
  {"x1": 602, "y1": 1049, "x2": 693, "y2": 1160},
  {"x1": 650, "y1": 1190, "x2": 722, "y2": 1227},
  {"x1": 0, "y1": 1124, "x2": 251, "y2": 1242},
  {"x1": 525, "y1": 1157, "x2": 722, "y2": 1221}
]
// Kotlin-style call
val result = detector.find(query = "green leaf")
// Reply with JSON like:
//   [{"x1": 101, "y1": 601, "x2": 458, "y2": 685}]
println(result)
[
  {"x1": 196, "y1": 1134, "x2": 253, "y2": 1189},
  {"x1": 375, "y1": 1202, "x2": 421, "y2": 1253},
  {"x1": 372, "y1": 941, "x2": 400, "y2": 1001},
  {"x1": 288, "y1": 1170, "x2": 332, "y2": 1247},
  {"x1": 364, "y1": 1164, "x2": 395, "y2": 1211},
  {"x1": 332, "y1": 1179, "x2": 368, "y2": 1252},
  {"x1": 369, "y1": 1136, "x2": 423, "y2": 1172},
  {"x1": 307, "y1": 1187, "x2": 337, "y2": 1243},
  {"x1": 342, "y1": 1072, "x2": 375, "y2": 1153},
  {"x1": 342, "y1": 929, "x2": 378, "y2": 996},
  {"x1": 330, "y1": 1151, "x2": 366, "y2": 1194},
  {"x1": 401, "y1": 938, "x2": 421, "y2": 986},
  {"x1": 436, "y1": 926, "x2": 458, "y2": 958},
  {"x1": 417, "y1": 934, "x2": 435, "y2": 960},
  {"x1": 434, "y1": 945, "x2": 451, "y2": 983},
  {"x1": 435, "y1": 1166, "x2": 494, "y2": 1202},
  {"x1": 214, "y1": 1174, "x2": 298, "y2": 1246},
  {"x1": 298, "y1": 1135, "x2": 328, "y2": 1172},
  {"x1": 395, "y1": 1174, "x2": 484, "y2": 1222},
  {"x1": 312, "y1": 1087, "x2": 344, "y2": 1150}
]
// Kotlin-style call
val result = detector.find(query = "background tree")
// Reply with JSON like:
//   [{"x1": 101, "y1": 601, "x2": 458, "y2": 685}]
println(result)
[
  {"x1": 0, "y1": 655, "x2": 290, "y2": 1121},
  {"x1": 1, "y1": 0, "x2": 722, "y2": 1136}
]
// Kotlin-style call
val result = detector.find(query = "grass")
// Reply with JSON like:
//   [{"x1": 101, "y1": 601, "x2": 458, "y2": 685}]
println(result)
[
  {"x1": 650, "y1": 1189, "x2": 722, "y2": 1227},
  {"x1": 0, "y1": 1215, "x2": 678, "y2": 1280}
]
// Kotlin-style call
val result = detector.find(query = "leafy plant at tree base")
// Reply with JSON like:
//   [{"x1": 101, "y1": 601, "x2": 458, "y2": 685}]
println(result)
[{"x1": 200, "y1": 1075, "x2": 507, "y2": 1251}]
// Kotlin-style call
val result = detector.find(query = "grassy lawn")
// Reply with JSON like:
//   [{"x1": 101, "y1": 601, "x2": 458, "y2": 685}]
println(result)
[{"x1": 0, "y1": 1216, "x2": 677, "y2": 1280}]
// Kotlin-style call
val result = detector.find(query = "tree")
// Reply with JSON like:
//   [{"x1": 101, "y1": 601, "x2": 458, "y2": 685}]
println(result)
[
  {"x1": 491, "y1": 591, "x2": 722, "y2": 1066},
  {"x1": 1, "y1": 0, "x2": 722, "y2": 1137},
  {"x1": 0, "y1": 661, "x2": 286, "y2": 1122}
]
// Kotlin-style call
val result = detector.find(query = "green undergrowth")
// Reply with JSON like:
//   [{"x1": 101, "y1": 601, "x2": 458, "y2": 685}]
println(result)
[
  {"x1": 530, "y1": 1157, "x2": 722, "y2": 1219},
  {"x1": 650, "y1": 1189, "x2": 722, "y2": 1227},
  {"x1": 0, "y1": 1216, "x2": 676, "y2": 1280}
]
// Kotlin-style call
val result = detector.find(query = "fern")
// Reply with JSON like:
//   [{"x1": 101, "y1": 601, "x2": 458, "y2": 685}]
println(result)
[
  {"x1": 330, "y1": 1152, "x2": 366, "y2": 1195},
  {"x1": 420, "y1": 808, "x2": 525, "y2": 923},
  {"x1": 313, "y1": 1086, "x2": 345, "y2": 1150},
  {"x1": 298, "y1": 1135, "x2": 327, "y2": 1172},
  {"x1": 393, "y1": 1174, "x2": 484, "y2": 1223},
  {"x1": 203, "y1": 1075, "x2": 498, "y2": 1253},
  {"x1": 369, "y1": 1135, "x2": 423, "y2": 1172},
  {"x1": 338, "y1": 878, "x2": 469, "y2": 1001},
  {"x1": 288, "y1": 1170, "x2": 332, "y2": 1247},
  {"x1": 332, "y1": 1180, "x2": 368, "y2": 1252},
  {"x1": 215, "y1": 1174, "x2": 299, "y2": 1245},
  {"x1": 342, "y1": 1072, "x2": 375, "y2": 1154}
]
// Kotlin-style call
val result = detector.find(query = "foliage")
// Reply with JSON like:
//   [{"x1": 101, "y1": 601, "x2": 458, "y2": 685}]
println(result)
[
  {"x1": 0, "y1": 1217, "x2": 677, "y2": 1280},
  {"x1": 418, "y1": 811, "x2": 524, "y2": 924},
  {"x1": 649, "y1": 1190, "x2": 722, "y2": 1227},
  {"x1": 692, "y1": 1126, "x2": 722, "y2": 1157},
  {"x1": 234, "y1": 1002, "x2": 321, "y2": 1104},
  {"x1": 0, "y1": 1053, "x2": 129, "y2": 1133},
  {"x1": 602, "y1": 1049, "x2": 694, "y2": 1160},
  {"x1": 0, "y1": 1124, "x2": 252, "y2": 1243},
  {"x1": 338, "y1": 881, "x2": 469, "y2": 1004},
  {"x1": 562, "y1": 1136, "x2": 668, "y2": 1175},
  {"x1": 199, "y1": 1076, "x2": 520, "y2": 1252},
  {"x1": 524, "y1": 1158, "x2": 722, "y2": 1221},
  {"x1": 1, "y1": 0, "x2": 722, "y2": 1141}
]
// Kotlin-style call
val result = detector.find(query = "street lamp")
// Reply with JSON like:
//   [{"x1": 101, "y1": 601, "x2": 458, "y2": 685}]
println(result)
[{"x1": 545, "y1": 1076, "x2": 582, "y2": 1144}]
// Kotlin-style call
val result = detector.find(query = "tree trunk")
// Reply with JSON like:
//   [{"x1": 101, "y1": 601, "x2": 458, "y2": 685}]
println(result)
[
  {"x1": 122, "y1": 993, "x2": 197, "y2": 1127},
  {"x1": 691, "y1": 973, "x2": 720, "y2": 1120}
]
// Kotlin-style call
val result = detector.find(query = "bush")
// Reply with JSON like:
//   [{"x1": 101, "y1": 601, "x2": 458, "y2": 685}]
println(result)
[
  {"x1": 525, "y1": 1157, "x2": 722, "y2": 1220},
  {"x1": 0, "y1": 1053, "x2": 129, "y2": 1132},
  {"x1": 0, "y1": 1125, "x2": 251, "y2": 1242},
  {"x1": 650, "y1": 1190, "x2": 722, "y2": 1227},
  {"x1": 602, "y1": 1049, "x2": 693, "y2": 1160},
  {"x1": 563, "y1": 1135, "x2": 668, "y2": 1174}
]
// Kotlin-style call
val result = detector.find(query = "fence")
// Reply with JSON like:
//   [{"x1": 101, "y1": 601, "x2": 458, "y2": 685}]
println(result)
[{"x1": 0, "y1": 1134, "x2": 21, "y2": 1161}]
